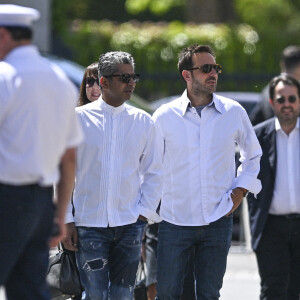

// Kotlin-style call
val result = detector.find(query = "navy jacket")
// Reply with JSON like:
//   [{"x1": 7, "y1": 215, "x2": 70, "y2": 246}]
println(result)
[{"x1": 247, "y1": 118, "x2": 277, "y2": 251}]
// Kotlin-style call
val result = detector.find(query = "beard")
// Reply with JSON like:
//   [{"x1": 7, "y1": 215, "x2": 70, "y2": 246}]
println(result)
[
  {"x1": 276, "y1": 107, "x2": 299, "y2": 126},
  {"x1": 191, "y1": 76, "x2": 217, "y2": 96}
]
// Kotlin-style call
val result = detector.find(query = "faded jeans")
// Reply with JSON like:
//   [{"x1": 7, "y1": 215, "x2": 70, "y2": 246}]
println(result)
[
  {"x1": 156, "y1": 215, "x2": 233, "y2": 300},
  {"x1": 76, "y1": 219, "x2": 146, "y2": 300}
]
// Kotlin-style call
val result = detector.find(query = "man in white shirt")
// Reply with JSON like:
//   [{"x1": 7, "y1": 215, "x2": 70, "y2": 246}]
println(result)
[
  {"x1": 152, "y1": 44, "x2": 262, "y2": 300},
  {"x1": 63, "y1": 51, "x2": 162, "y2": 299},
  {"x1": 247, "y1": 74, "x2": 300, "y2": 300},
  {"x1": 0, "y1": 5, "x2": 83, "y2": 300}
]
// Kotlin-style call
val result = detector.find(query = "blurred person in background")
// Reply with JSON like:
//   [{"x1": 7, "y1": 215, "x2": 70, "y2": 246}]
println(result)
[
  {"x1": 78, "y1": 61, "x2": 101, "y2": 106},
  {"x1": 0, "y1": 4, "x2": 82, "y2": 300},
  {"x1": 250, "y1": 45, "x2": 300, "y2": 125},
  {"x1": 247, "y1": 74, "x2": 300, "y2": 300}
]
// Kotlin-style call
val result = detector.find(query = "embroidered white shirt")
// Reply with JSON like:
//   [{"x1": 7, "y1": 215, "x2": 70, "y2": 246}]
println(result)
[
  {"x1": 65, "y1": 98, "x2": 162, "y2": 227},
  {"x1": 152, "y1": 90, "x2": 262, "y2": 226}
]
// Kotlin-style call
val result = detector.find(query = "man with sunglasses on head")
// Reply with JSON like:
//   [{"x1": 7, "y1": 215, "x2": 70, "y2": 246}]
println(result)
[
  {"x1": 63, "y1": 51, "x2": 162, "y2": 300},
  {"x1": 247, "y1": 74, "x2": 300, "y2": 300},
  {"x1": 152, "y1": 44, "x2": 262, "y2": 300}
]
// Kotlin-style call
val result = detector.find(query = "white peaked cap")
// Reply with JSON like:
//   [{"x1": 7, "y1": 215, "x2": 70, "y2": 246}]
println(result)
[{"x1": 0, "y1": 4, "x2": 40, "y2": 27}]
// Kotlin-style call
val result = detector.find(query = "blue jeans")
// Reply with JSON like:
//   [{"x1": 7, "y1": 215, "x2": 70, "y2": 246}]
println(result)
[
  {"x1": 76, "y1": 220, "x2": 146, "y2": 300},
  {"x1": 0, "y1": 183, "x2": 54, "y2": 300},
  {"x1": 156, "y1": 215, "x2": 233, "y2": 300}
]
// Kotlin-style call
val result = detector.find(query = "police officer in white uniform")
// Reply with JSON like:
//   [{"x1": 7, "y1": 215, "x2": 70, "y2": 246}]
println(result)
[{"x1": 0, "y1": 5, "x2": 83, "y2": 300}]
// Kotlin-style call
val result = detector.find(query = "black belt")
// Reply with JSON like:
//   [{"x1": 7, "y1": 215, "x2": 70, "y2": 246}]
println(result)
[
  {"x1": 269, "y1": 213, "x2": 300, "y2": 219},
  {"x1": 0, "y1": 182, "x2": 52, "y2": 190}
]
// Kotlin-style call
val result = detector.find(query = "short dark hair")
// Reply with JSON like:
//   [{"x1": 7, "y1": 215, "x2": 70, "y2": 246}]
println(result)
[
  {"x1": 4, "y1": 26, "x2": 32, "y2": 40},
  {"x1": 178, "y1": 44, "x2": 215, "y2": 81},
  {"x1": 281, "y1": 45, "x2": 300, "y2": 73},
  {"x1": 78, "y1": 62, "x2": 99, "y2": 106},
  {"x1": 269, "y1": 74, "x2": 300, "y2": 100}
]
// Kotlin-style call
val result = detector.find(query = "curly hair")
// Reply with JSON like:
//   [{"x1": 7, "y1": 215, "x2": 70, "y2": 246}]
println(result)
[{"x1": 98, "y1": 51, "x2": 135, "y2": 79}]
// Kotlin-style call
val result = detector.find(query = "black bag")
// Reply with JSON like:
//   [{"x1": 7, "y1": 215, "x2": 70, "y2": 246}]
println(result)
[
  {"x1": 134, "y1": 260, "x2": 147, "y2": 300},
  {"x1": 47, "y1": 245, "x2": 83, "y2": 299}
]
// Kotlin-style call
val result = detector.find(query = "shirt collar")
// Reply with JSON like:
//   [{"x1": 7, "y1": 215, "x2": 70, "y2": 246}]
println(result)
[
  {"x1": 275, "y1": 117, "x2": 300, "y2": 132},
  {"x1": 4, "y1": 44, "x2": 38, "y2": 63},
  {"x1": 179, "y1": 90, "x2": 224, "y2": 116},
  {"x1": 98, "y1": 96, "x2": 126, "y2": 115}
]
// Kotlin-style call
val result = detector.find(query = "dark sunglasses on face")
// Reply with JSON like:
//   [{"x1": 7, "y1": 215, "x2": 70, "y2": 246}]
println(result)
[
  {"x1": 186, "y1": 64, "x2": 222, "y2": 74},
  {"x1": 276, "y1": 95, "x2": 297, "y2": 104},
  {"x1": 86, "y1": 77, "x2": 100, "y2": 88},
  {"x1": 104, "y1": 73, "x2": 140, "y2": 84}
]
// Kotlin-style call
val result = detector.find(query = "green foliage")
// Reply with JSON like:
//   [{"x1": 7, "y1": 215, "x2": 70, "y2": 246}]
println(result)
[
  {"x1": 235, "y1": 0, "x2": 293, "y2": 29},
  {"x1": 234, "y1": 0, "x2": 300, "y2": 73},
  {"x1": 65, "y1": 20, "x2": 266, "y2": 99},
  {"x1": 234, "y1": 0, "x2": 300, "y2": 41},
  {"x1": 51, "y1": 0, "x2": 91, "y2": 33},
  {"x1": 125, "y1": 0, "x2": 184, "y2": 15},
  {"x1": 52, "y1": 0, "x2": 300, "y2": 99}
]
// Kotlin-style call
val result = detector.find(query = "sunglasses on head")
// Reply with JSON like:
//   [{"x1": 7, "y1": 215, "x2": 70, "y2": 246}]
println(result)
[
  {"x1": 186, "y1": 64, "x2": 222, "y2": 74},
  {"x1": 86, "y1": 77, "x2": 99, "y2": 88},
  {"x1": 276, "y1": 95, "x2": 297, "y2": 104},
  {"x1": 104, "y1": 73, "x2": 140, "y2": 84}
]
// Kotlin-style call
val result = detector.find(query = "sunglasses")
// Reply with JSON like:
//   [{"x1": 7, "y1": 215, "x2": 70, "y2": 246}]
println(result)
[
  {"x1": 104, "y1": 73, "x2": 140, "y2": 84},
  {"x1": 86, "y1": 77, "x2": 99, "y2": 88},
  {"x1": 186, "y1": 64, "x2": 222, "y2": 74},
  {"x1": 276, "y1": 95, "x2": 297, "y2": 104}
]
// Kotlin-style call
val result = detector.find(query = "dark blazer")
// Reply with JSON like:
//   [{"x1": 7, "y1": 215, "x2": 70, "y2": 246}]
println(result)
[{"x1": 247, "y1": 118, "x2": 277, "y2": 251}]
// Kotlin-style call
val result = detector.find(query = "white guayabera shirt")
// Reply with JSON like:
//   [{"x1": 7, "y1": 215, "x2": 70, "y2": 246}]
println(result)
[
  {"x1": 65, "y1": 98, "x2": 162, "y2": 227},
  {"x1": 153, "y1": 90, "x2": 262, "y2": 226}
]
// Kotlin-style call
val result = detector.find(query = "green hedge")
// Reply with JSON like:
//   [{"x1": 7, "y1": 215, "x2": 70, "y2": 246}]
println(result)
[{"x1": 65, "y1": 20, "x2": 280, "y2": 100}]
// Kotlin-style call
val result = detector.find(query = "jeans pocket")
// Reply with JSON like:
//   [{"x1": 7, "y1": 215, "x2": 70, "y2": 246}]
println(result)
[
  {"x1": 136, "y1": 218, "x2": 147, "y2": 225},
  {"x1": 225, "y1": 213, "x2": 233, "y2": 218}
]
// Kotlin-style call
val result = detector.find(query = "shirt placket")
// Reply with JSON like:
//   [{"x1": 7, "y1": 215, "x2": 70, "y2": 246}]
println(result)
[
  {"x1": 199, "y1": 111, "x2": 207, "y2": 219},
  {"x1": 107, "y1": 110, "x2": 117, "y2": 225},
  {"x1": 287, "y1": 133, "x2": 296, "y2": 211}
]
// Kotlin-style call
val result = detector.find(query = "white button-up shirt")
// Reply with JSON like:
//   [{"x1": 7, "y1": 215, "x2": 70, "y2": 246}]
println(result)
[
  {"x1": 65, "y1": 98, "x2": 162, "y2": 227},
  {"x1": 269, "y1": 118, "x2": 300, "y2": 214},
  {"x1": 0, "y1": 45, "x2": 83, "y2": 186},
  {"x1": 153, "y1": 90, "x2": 262, "y2": 226}
]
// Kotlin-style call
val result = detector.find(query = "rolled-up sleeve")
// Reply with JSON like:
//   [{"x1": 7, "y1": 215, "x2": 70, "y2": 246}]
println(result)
[{"x1": 235, "y1": 110, "x2": 262, "y2": 196}]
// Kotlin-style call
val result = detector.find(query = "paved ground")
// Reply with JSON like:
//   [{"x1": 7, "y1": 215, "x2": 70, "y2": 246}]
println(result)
[
  {"x1": 0, "y1": 246, "x2": 260, "y2": 300},
  {"x1": 220, "y1": 246, "x2": 260, "y2": 300}
]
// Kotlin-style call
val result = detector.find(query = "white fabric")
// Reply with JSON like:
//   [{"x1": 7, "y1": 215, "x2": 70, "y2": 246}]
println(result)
[
  {"x1": 0, "y1": 4, "x2": 40, "y2": 27},
  {"x1": 65, "y1": 98, "x2": 162, "y2": 227},
  {"x1": 0, "y1": 45, "x2": 83, "y2": 186},
  {"x1": 152, "y1": 90, "x2": 262, "y2": 226},
  {"x1": 269, "y1": 118, "x2": 300, "y2": 214}
]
